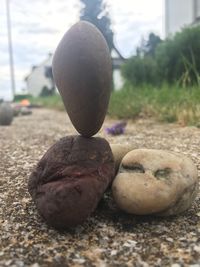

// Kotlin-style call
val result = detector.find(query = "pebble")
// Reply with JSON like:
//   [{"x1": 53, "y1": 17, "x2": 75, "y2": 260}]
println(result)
[
  {"x1": 30, "y1": 264, "x2": 40, "y2": 267},
  {"x1": 110, "y1": 143, "x2": 134, "y2": 174},
  {"x1": 0, "y1": 102, "x2": 13, "y2": 126},
  {"x1": 112, "y1": 149, "x2": 198, "y2": 216},
  {"x1": 20, "y1": 107, "x2": 32, "y2": 116},
  {"x1": 52, "y1": 21, "x2": 112, "y2": 137},
  {"x1": 171, "y1": 264, "x2": 181, "y2": 267}
]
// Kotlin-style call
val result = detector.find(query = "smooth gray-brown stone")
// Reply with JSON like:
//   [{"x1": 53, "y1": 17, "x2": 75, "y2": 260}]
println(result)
[
  {"x1": 112, "y1": 149, "x2": 198, "y2": 216},
  {"x1": 52, "y1": 21, "x2": 112, "y2": 137},
  {"x1": 0, "y1": 102, "x2": 13, "y2": 126}
]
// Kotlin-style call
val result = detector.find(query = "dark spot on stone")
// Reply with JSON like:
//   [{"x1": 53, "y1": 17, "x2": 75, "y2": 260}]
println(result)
[
  {"x1": 121, "y1": 163, "x2": 145, "y2": 173},
  {"x1": 155, "y1": 168, "x2": 171, "y2": 180}
]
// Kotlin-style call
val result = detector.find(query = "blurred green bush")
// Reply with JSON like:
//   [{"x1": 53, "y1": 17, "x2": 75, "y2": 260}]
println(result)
[{"x1": 122, "y1": 26, "x2": 200, "y2": 87}]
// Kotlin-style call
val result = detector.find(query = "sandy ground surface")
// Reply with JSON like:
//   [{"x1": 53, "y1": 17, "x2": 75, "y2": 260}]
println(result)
[{"x1": 0, "y1": 109, "x2": 200, "y2": 267}]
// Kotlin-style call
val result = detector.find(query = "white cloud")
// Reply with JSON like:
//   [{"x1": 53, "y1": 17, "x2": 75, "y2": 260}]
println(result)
[
  {"x1": 107, "y1": 0, "x2": 163, "y2": 57},
  {"x1": 0, "y1": 0, "x2": 80, "y2": 99},
  {"x1": 0, "y1": 0, "x2": 163, "y2": 100}
]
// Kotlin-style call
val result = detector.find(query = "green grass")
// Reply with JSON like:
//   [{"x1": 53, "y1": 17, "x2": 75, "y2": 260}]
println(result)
[
  {"x1": 31, "y1": 94, "x2": 65, "y2": 111},
  {"x1": 30, "y1": 84, "x2": 200, "y2": 126},
  {"x1": 108, "y1": 84, "x2": 200, "y2": 126}
]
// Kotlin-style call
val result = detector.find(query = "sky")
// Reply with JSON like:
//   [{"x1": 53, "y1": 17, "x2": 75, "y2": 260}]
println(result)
[{"x1": 0, "y1": 0, "x2": 164, "y2": 100}]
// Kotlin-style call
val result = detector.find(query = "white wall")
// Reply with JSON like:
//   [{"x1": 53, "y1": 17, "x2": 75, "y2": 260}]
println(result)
[
  {"x1": 196, "y1": 0, "x2": 200, "y2": 17},
  {"x1": 26, "y1": 57, "x2": 52, "y2": 97},
  {"x1": 165, "y1": 0, "x2": 195, "y2": 36},
  {"x1": 113, "y1": 69, "x2": 124, "y2": 91}
]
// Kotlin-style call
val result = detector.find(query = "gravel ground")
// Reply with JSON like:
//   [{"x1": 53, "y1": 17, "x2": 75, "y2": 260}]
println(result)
[{"x1": 0, "y1": 109, "x2": 200, "y2": 267}]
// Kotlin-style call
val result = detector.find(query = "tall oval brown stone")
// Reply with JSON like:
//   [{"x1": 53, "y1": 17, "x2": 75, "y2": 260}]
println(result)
[{"x1": 52, "y1": 21, "x2": 112, "y2": 137}]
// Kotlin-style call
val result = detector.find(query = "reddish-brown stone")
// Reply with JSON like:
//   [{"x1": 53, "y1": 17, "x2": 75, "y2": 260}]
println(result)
[{"x1": 28, "y1": 136, "x2": 114, "y2": 229}]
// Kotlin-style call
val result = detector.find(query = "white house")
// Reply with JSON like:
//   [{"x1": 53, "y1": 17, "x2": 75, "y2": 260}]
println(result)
[
  {"x1": 25, "y1": 54, "x2": 53, "y2": 97},
  {"x1": 25, "y1": 50, "x2": 125, "y2": 96},
  {"x1": 165, "y1": 0, "x2": 200, "y2": 37}
]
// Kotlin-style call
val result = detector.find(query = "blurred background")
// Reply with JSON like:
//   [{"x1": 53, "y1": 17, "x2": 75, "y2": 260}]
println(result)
[
  {"x1": 0, "y1": 0, "x2": 163, "y2": 99},
  {"x1": 1, "y1": 0, "x2": 200, "y2": 126}
]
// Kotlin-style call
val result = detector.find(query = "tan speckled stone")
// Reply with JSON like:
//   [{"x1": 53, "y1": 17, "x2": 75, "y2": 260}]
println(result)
[{"x1": 112, "y1": 149, "x2": 198, "y2": 216}]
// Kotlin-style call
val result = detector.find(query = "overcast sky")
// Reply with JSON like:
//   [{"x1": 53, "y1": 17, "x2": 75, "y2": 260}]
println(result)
[{"x1": 0, "y1": 0, "x2": 164, "y2": 100}]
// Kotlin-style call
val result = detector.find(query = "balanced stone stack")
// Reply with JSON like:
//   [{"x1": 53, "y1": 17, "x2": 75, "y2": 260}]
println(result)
[
  {"x1": 28, "y1": 21, "x2": 115, "y2": 229},
  {"x1": 28, "y1": 21, "x2": 199, "y2": 230}
]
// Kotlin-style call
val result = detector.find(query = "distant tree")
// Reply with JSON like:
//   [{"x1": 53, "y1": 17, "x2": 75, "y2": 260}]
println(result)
[
  {"x1": 44, "y1": 66, "x2": 55, "y2": 95},
  {"x1": 80, "y1": 0, "x2": 114, "y2": 51},
  {"x1": 122, "y1": 33, "x2": 162, "y2": 86},
  {"x1": 145, "y1": 33, "x2": 162, "y2": 57},
  {"x1": 122, "y1": 55, "x2": 158, "y2": 86},
  {"x1": 40, "y1": 85, "x2": 53, "y2": 97},
  {"x1": 156, "y1": 26, "x2": 200, "y2": 85},
  {"x1": 137, "y1": 33, "x2": 162, "y2": 57},
  {"x1": 123, "y1": 26, "x2": 200, "y2": 87}
]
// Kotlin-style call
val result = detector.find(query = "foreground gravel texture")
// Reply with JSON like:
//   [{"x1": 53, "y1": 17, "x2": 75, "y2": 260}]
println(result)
[{"x1": 0, "y1": 109, "x2": 200, "y2": 267}]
